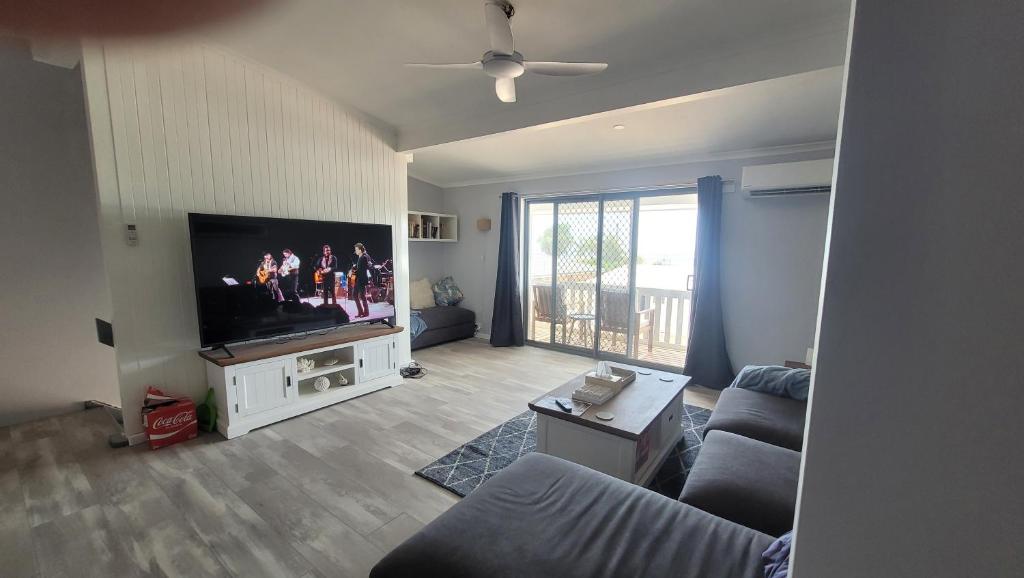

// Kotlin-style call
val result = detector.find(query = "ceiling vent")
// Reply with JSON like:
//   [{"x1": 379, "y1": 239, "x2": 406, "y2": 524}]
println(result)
[{"x1": 741, "y1": 159, "x2": 833, "y2": 198}]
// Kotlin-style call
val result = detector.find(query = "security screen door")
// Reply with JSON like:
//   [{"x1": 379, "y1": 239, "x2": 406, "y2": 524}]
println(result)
[{"x1": 523, "y1": 191, "x2": 696, "y2": 369}]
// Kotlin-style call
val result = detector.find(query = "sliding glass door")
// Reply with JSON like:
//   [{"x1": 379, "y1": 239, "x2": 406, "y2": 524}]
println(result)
[{"x1": 523, "y1": 191, "x2": 697, "y2": 369}]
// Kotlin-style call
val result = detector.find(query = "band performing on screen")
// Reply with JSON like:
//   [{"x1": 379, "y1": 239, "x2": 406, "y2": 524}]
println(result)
[{"x1": 254, "y1": 242, "x2": 394, "y2": 319}]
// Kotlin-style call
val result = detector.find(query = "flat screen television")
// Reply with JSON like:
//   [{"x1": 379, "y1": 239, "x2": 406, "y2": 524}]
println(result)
[{"x1": 188, "y1": 213, "x2": 396, "y2": 347}]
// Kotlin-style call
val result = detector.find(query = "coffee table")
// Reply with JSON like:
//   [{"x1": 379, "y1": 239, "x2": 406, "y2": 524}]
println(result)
[{"x1": 528, "y1": 363, "x2": 691, "y2": 486}]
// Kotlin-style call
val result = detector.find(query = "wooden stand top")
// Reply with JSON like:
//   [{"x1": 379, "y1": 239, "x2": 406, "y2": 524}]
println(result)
[
  {"x1": 528, "y1": 364, "x2": 690, "y2": 440},
  {"x1": 199, "y1": 325, "x2": 403, "y2": 367}
]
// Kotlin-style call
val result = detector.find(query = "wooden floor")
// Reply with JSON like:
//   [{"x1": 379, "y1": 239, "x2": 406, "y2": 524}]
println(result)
[{"x1": 0, "y1": 339, "x2": 719, "y2": 578}]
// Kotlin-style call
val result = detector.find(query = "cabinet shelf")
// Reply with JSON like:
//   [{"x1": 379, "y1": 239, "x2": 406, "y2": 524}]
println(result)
[
  {"x1": 297, "y1": 366, "x2": 356, "y2": 397},
  {"x1": 296, "y1": 363, "x2": 356, "y2": 381}
]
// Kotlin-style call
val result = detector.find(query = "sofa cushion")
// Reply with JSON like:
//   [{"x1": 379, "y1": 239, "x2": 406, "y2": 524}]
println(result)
[
  {"x1": 704, "y1": 387, "x2": 807, "y2": 451},
  {"x1": 730, "y1": 365, "x2": 811, "y2": 401},
  {"x1": 431, "y1": 276, "x2": 464, "y2": 306},
  {"x1": 680, "y1": 430, "x2": 801, "y2": 537},
  {"x1": 410, "y1": 278, "x2": 436, "y2": 309},
  {"x1": 414, "y1": 305, "x2": 475, "y2": 330},
  {"x1": 371, "y1": 453, "x2": 773, "y2": 578}
]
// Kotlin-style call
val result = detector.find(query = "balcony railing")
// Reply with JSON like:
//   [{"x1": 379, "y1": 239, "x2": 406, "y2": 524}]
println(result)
[{"x1": 528, "y1": 279, "x2": 691, "y2": 365}]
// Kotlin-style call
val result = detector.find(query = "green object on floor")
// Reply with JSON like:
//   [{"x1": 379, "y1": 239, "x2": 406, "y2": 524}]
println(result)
[{"x1": 197, "y1": 387, "x2": 217, "y2": 433}]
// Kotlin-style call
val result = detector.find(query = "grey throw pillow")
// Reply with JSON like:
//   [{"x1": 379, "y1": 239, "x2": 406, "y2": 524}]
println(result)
[
  {"x1": 432, "y1": 276, "x2": 464, "y2": 306},
  {"x1": 762, "y1": 531, "x2": 792, "y2": 578},
  {"x1": 730, "y1": 365, "x2": 811, "y2": 401}
]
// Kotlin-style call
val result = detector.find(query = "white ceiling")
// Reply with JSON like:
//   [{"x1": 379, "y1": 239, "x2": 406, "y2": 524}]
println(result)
[
  {"x1": 205, "y1": 0, "x2": 851, "y2": 149},
  {"x1": 407, "y1": 67, "x2": 844, "y2": 187}
]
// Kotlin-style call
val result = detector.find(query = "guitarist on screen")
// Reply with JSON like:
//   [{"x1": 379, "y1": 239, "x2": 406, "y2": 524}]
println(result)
[
  {"x1": 256, "y1": 252, "x2": 284, "y2": 302},
  {"x1": 352, "y1": 242, "x2": 372, "y2": 318},
  {"x1": 315, "y1": 244, "x2": 338, "y2": 305},
  {"x1": 279, "y1": 248, "x2": 301, "y2": 300}
]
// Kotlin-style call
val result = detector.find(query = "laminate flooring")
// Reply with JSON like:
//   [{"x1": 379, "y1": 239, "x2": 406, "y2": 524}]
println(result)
[{"x1": 0, "y1": 339, "x2": 719, "y2": 577}]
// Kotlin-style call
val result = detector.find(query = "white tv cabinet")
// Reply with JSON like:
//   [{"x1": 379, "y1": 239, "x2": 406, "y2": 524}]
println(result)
[{"x1": 200, "y1": 326, "x2": 403, "y2": 439}]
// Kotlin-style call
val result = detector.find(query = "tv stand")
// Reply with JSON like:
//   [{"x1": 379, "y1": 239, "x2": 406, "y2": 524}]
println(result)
[
  {"x1": 199, "y1": 325, "x2": 403, "y2": 438},
  {"x1": 211, "y1": 343, "x2": 235, "y2": 359},
  {"x1": 375, "y1": 317, "x2": 395, "y2": 329}
]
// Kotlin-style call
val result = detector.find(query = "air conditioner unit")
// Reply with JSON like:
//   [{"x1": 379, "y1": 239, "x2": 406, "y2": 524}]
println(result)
[{"x1": 741, "y1": 159, "x2": 833, "y2": 198}]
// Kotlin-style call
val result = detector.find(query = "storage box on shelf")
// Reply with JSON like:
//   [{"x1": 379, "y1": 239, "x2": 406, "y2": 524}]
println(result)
[
  {"x1": 408, "y1": 210, "x2": 457, "y2": 242},
  {"x1": 199, "y1": 325, "x2": 403, "y2": 438}
]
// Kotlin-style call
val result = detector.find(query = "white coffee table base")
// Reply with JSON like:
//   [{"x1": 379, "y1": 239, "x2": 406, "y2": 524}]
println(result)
[{"x1": 535, "y1": 391, "x2": 685, "y2": 486}]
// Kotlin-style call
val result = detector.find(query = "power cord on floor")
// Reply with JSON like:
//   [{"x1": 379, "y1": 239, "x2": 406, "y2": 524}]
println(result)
[{"x1": 401, "y1": 361, "x2": 427, "y2": 379}]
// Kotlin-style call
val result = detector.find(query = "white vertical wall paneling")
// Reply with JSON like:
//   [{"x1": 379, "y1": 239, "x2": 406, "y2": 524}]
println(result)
[
  {"x1": 81, "y1": 43, "x2": 139, "y2": 412},
  {"x1": 81, "y1": 40, "x2": 410, "y2": 438},
  {"x1": 315, "y1": 96, "x2": 324, "y2": 216},
  {"x1": 265, "y1": 75, "x2": 282, "y2": 218}
]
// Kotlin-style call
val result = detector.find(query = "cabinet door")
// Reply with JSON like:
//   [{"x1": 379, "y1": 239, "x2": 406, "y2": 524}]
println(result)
[
  {"x1": 233, "y1": 360, "x2": 291, "y2": 417},
  {"x1": 358, "y1": 338, "x2": 395, "y2": 382}
]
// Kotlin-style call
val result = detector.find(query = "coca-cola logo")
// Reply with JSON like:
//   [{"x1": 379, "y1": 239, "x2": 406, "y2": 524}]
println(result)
[{"x1": 153, "y1": 411, "x2": 194, "y2": 430}]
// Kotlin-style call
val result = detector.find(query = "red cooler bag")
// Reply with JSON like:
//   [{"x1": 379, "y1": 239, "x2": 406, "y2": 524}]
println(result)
[{"x1": 141, "y1": 386, "x2": 198, "y2": 450}]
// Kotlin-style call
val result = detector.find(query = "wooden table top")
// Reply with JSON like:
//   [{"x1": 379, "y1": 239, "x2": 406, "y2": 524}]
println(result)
[
  {"x1": 528, "y1": 363, "x2": 690, "y2": 440},
  {"x1": 198, "y1": 325, "x2": 403, "y2": 367}
]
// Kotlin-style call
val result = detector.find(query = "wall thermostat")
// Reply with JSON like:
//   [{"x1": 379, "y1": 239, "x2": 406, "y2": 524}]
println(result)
[{"x1": 126, "y1": 224, "x2": 138, "y2": 246}]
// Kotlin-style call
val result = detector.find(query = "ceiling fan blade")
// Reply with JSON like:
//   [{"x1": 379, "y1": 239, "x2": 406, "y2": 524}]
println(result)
[
  {"x1": 405, "y1": 62, "x2": 483, "y2": 70},
  {"x1": 495, "y1": 77, "x2": 516, "y2": 103},
  {"x1": 484, "y1": 1, "x2": 514, "y2": 55},
  {"x1": 524, "y1": 61, "x2": 608, "y2": 76}
]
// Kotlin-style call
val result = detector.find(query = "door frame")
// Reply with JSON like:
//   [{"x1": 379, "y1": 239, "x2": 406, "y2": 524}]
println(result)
[{"x1": 521, "y1": 187, "x2": 696, "y2": 372}]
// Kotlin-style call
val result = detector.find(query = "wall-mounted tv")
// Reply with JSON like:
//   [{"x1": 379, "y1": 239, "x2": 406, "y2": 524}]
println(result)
[{"x1": 188, "y1": 213, "x2": 395, "y2": 347}]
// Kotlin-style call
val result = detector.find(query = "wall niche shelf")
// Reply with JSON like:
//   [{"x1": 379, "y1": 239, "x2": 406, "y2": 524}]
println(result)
[{"x1": 408, "y1": 211, "x2": 457, "y2": 242}]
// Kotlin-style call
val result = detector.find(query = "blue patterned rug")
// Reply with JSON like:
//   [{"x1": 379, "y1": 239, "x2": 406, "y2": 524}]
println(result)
[{"x1": 415, "y1": 404, "x2": 712, "y2": 499}]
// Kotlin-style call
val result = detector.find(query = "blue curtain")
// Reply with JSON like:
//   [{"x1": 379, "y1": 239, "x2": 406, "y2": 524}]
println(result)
[
  {"x1": 682, "y1": 176, "x2": 735, "y2": 389},
  {"x1": 490, "y1": 192, "x2": 525, "y2": 346}
]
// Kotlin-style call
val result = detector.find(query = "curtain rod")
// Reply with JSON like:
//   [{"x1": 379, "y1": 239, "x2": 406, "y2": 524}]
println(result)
[{"x1": 508, "y1": 180, "x2": 735, "y2": 199}]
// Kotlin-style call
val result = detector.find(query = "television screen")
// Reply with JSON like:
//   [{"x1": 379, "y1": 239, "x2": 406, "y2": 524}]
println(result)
[{"x1": 188, "y1": 213, "x2": 396, "y2": 347}]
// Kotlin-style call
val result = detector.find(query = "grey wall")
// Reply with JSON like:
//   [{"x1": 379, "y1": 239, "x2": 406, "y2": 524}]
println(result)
[
  {"x1": 0, "y1": 38, "x2": 118, "y2": 426},
  {"x1": 407, "y1": 177, "x2": 450, "y2": 283},
  {"x1": 791, "y1": 1, "x2": 1024, "y2": 576},
  {"x1": 440, "y1": 150, "x2": 832, "y2": 370}
]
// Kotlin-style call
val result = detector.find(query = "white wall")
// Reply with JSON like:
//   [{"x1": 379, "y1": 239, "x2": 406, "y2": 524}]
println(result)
[
  {"x1": 407, "y1": 177, "x2": 450, "y2": 283},
  {"x1": 791, "y1": 1, "x2": 1024, "y2": 576},
  {"x1": 440, "y1": 150, "x2": 832, "y2": 369},
  {"x1": 80, "y1": 39, "x2": 410, "y2": 439},
  {"x1": 0, "y1": 38, "x2": 119, "y2": 427}
]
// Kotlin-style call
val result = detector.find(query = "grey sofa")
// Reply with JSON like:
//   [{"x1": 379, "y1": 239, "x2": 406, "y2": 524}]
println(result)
[
  {"x1": 703, "y1": 387, "x2": 807, "y2": 451},
  {"x1": 681, "y1": 430, "x2": 801, "y2": 537},
  {"x1": 679, "y1": 387, "x2": 807, "y2": 539},
  {"x1": 371, "y1": 453, "x2": 773, "y2": 578},
  {"x1": 411, "y1": 306, "x2": 476, "y2": 350},
  {"x1": 372, "y1": 380, "x2": 807, "y2": 577}
]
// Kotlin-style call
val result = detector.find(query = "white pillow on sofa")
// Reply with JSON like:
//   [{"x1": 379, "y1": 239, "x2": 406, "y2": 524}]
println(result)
[{"x1": 410, "y1": 278, "x2": 436, "y2": 309}]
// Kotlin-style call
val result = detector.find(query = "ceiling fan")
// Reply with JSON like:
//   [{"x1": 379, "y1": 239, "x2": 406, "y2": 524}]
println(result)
[{"x1": 406, "y1": 0, "x2": 608, "y2": 103}]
